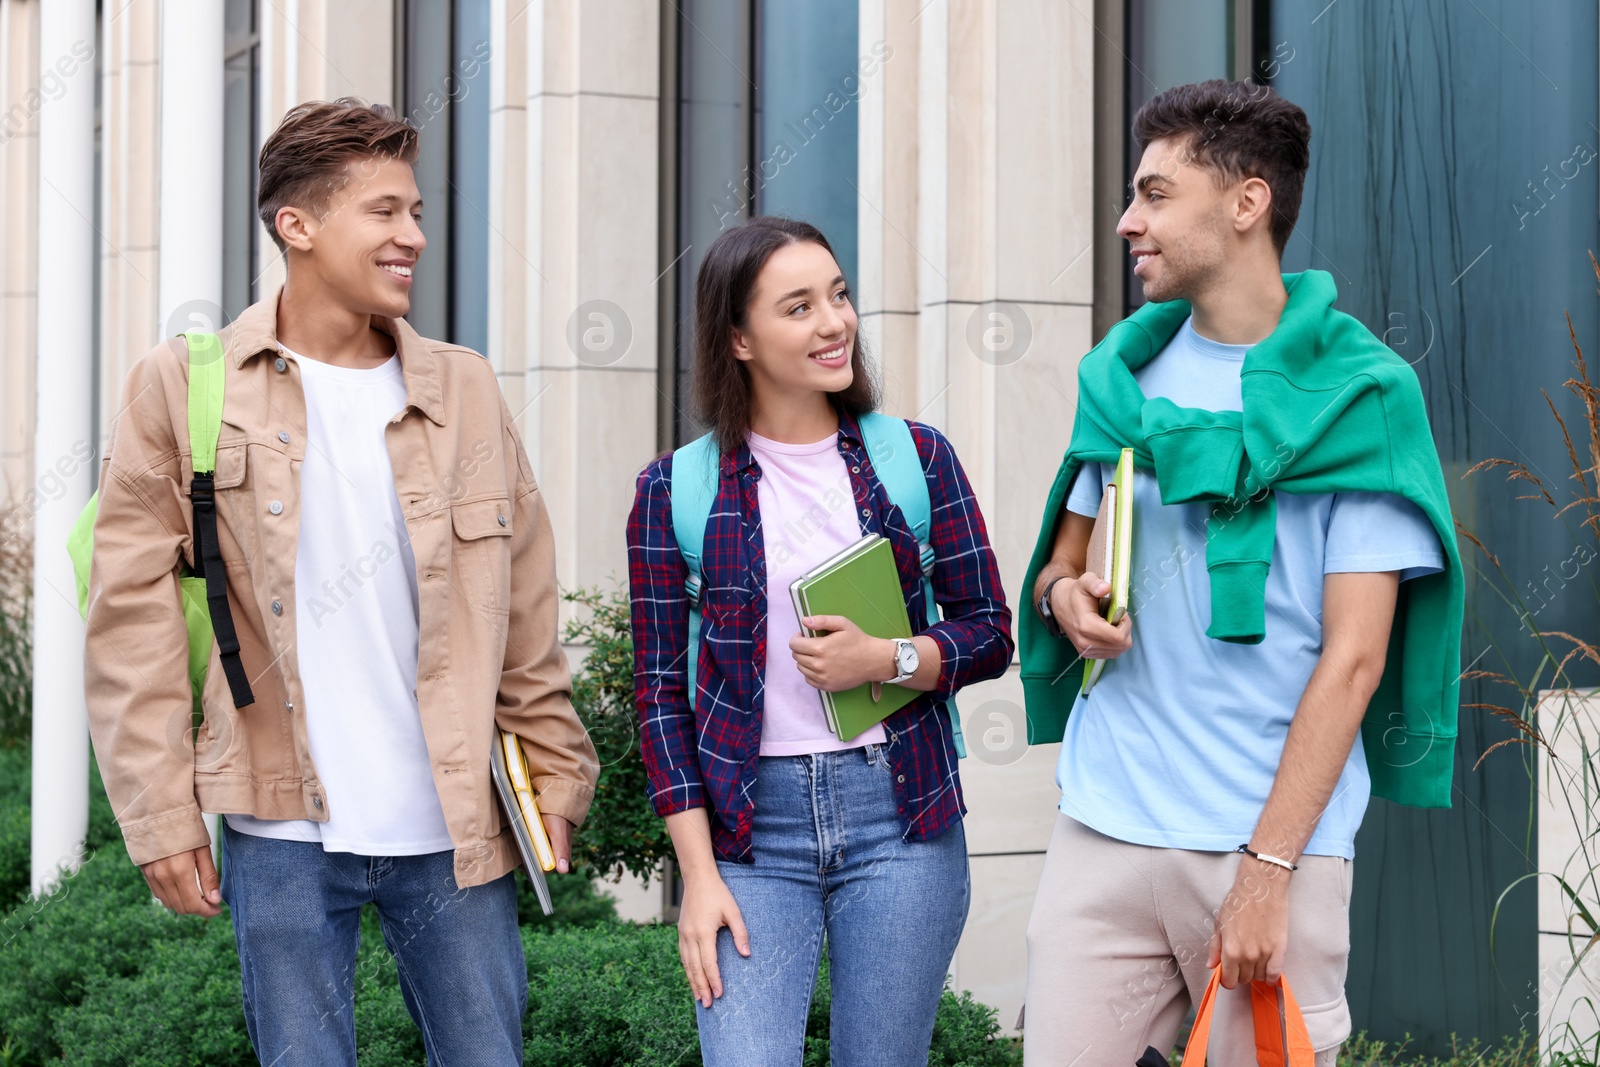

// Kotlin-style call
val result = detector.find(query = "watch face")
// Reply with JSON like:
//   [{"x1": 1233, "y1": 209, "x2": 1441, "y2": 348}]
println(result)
[{"x1": 897, "y1": 640, "x2": 919, "y2": 674}]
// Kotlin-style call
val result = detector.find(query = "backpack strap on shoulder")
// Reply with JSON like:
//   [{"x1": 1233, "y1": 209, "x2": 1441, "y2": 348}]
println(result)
[
  {"x1": 184, "y1": 332, "x2": 254, "y2": 710},
  {"x1": 857, "y1": 412, "x2": 936, "y2": 615},
  {"x1": 856, "y1": 412, "x2": 966, "y2": 757},
  {"x1": 670, "y1": 432, "x2": 721, "y2": 704}
]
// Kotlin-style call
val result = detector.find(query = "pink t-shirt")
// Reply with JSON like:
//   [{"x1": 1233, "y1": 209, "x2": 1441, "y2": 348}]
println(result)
[{"x1": 750, "y1": 431, "x2": 889, "y2": 756}]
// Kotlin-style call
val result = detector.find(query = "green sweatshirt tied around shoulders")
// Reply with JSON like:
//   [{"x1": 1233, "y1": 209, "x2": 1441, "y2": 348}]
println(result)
[{"x1": 1019, "y1": 270, "x2": 1465, "y2": 808}]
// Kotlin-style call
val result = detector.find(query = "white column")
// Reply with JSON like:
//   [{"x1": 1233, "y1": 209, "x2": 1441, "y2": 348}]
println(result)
[
  {"x1": 157, "y1": 0, "x2": 224, "y2": 338},
  {"x1": 157, "y1": 0, "x2": 224, "y2": 862},
  {"x1": 30, "y1": 0, "x2": 97, "y2": 897}
]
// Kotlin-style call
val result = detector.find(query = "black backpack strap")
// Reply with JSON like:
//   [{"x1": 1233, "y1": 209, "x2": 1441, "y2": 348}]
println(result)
[{"x1": 189, "y1": 472, "x2": 255, "y2": 708}]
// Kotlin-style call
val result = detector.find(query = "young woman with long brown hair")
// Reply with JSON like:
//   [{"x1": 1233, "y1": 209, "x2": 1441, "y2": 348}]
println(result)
[{"x1": 626, "y1": 216, "x2": 1013, "y2": 1063}]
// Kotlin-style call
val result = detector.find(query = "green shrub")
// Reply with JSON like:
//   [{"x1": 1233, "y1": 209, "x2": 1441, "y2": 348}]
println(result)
[
  {"x1": 0, "y1": 747, "x2": 122, "y2": 912},
  {"x1": 561, "y1": 586, "x2": 674, "y2": 883},
  {"x1": 0, "y1": 748, "x2": 28, "y2": 912},
  {"x1": 521, "y1": 922, "x2": 701, "y2": 1064},
  {"x1": 0, "y1": 839, "x2": 213, "y2": 1064},
  {"x1": 53, "y1": 916, "x2": 249, "y2": 1066},
  {"x1": 516, "y1": 865, "x2": 620, "y2": 929},
  {"x1": 929, "y1": 985, "x2": 1021, "y2": 1066}
]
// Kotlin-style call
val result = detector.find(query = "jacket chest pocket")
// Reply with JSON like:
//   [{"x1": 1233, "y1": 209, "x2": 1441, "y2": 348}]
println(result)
[
  {"x1": 200, "y1": 442, "x2": 255, "y2": 568},
  {"x1": 450, "y1": 497, "x2": 513, "y2": 615}
]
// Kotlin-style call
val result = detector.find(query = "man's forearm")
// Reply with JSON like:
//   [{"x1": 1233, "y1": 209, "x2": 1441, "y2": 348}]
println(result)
[
  {"x1": 1034, "y1": 509, "x2": 1094, "y2": 608},
  {"x1": 1247, "y1": 652, "x2": 1381, "y2": 862}
]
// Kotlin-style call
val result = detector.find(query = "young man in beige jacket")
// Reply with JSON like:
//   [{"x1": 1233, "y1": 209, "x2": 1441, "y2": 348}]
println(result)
[{"x1": 83, "y1": 99, "x2": 597, "y2": 1065}]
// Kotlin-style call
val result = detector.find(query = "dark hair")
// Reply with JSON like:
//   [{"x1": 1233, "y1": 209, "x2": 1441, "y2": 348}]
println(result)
[
  {"x1": 691, "y1": 216, "x2": 878, "y2": 454},
  {"x1": 1132, "y1": 79, "x2": 1311, "y2": 255},
  {"x1": 257, "y1": 97, "x2": 420, "y2": 253}
]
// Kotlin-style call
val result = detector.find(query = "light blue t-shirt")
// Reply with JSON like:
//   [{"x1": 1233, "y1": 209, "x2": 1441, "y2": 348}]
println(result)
[{"x1": 1057, "y1": 317, "x2": 1444, "y2": 858}]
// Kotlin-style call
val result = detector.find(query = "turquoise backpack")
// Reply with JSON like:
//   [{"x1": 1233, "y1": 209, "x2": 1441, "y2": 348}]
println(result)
[
  {"x1": 670, "y1": 412, "x2": 966, "y2": 757},
  {"x1": 67, "y1": 332, "x2": 256, "y2": 715}
]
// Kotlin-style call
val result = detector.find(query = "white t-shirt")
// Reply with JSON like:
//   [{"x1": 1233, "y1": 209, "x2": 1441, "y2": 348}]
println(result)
[
  {"x1": 750, "y1": 431, "x2": 887, "y2": 756},
  {"x1": 223, "y1": 345, "x2": 454, "y2": 855},
  {"x1": 1055, "y1": 317, "x2": 1445, "y2": 858}
]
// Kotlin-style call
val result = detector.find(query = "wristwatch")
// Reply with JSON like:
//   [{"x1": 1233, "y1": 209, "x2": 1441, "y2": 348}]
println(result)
[
  {"x1": 888, "y1": 637, "x2": 919, "y2": 685},
  {"x1": 1038, "y1": 576, "x2": 1068, "y2": 639}
]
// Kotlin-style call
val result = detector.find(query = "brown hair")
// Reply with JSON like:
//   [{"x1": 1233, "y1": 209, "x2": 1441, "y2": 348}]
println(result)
[
  {"x1": 257, "y1": 98, "x2": 419, "y2": 253},
  {"x1": 1132, "y1": 79, "x2": 1311, "y2": 255},
  {"x1": 691, "y1": 216, "x2": 878, "y2": 454}
]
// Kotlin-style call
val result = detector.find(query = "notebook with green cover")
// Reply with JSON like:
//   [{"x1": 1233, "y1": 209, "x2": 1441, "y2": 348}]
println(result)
[
  {"x1": 1081, "y1": 447, "x2": 1135, "y2": 695},
  {"x1": 789, "y1": 534, "x2": 917, "y2": 742}
]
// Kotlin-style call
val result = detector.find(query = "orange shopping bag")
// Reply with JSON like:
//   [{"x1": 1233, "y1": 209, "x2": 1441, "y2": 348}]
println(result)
[{"x1": 1179, "y1": 965, "x2": 1315, "y2": 1067}]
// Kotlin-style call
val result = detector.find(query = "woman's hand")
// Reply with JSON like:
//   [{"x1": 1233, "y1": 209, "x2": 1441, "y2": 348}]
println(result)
[
  {"x1": 789, "y1": 615, "x2": 892, "y2": 693},
  {"x1": 677, "y1": 869, "x2": 751, "y2": 1008},
  {"x1": 665, "y1": 808, "x2": 750, "y2": 1008}
]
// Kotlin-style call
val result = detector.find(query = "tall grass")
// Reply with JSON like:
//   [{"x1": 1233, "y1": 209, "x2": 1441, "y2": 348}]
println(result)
[
  {"x1": 0, "y1": 512, "x2": 29, "y2": 749},
  {"x1": 1461, "y1": 255, "x2": 1600, "y2": 1063}
]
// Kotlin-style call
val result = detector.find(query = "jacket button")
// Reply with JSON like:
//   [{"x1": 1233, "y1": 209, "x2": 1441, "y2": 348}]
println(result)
[
  {"x1": 897, "y1": 774, "x2": 906, "y2": 784},
  {"x1": 851, "y1": 466, "x2": 860, "y2": 474},
  {"x1": 271, "y1": 600, "x2": 282, "y2": 615},
  {"x1": 268, "y1": 500, "x2": 283, "y2": 515},
  {"x1": 861, "y1": 508, "x2": 870, "y2": 517},
  {"x1": 312, "y1": 795, "x2": 323, "y2": 811},
  {"x1": 278, "y1": 431, "x2": 291, "y2": 444},
  {"x1": 274, "y1": 357, "x2": 287, "y2": 372},
  {"x1": 497, "y1": 513, "x2": 507, "y2": 527}
]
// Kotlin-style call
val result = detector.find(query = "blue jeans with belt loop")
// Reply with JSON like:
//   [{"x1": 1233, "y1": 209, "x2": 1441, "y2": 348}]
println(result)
[
  {"x1": 695, "y1": 743, "x2": 972, "y2": 1066},
  {"x1": 220, "y1": 822, "x2": 527, "y2": 1066}
]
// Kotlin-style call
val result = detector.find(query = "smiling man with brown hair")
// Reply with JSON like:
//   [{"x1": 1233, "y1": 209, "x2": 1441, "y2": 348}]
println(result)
[
  {"x1": 83, "y1": 98, "x2": 597, "y2": 1064},
  {"x1": 1019, "y1": 80, "x2": 1461, "y2": 1063}
]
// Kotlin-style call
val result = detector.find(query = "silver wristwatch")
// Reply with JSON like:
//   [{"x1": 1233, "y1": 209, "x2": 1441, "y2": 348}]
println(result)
[{"x1": 888, "y1": 637, "x2": 919, "y2": 685}]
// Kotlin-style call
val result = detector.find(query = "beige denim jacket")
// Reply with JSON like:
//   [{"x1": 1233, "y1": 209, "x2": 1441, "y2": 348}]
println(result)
[{"x1": 83, "y1": 290, "x2": 598, "y2": 889}]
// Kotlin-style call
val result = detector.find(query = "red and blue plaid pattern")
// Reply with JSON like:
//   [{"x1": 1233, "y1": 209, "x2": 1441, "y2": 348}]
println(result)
[{"x1": 626, "y1": 413, "x2": 1014, "y2": 862}]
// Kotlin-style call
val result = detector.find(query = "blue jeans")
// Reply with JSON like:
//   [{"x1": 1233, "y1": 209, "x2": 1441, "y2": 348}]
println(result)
[
  {"x1": 219, "y1": 823, "x2": 526, "y2": 1066},
  {"x1": 696, "y1": 744, "x2": 971, "y2": 1066}
]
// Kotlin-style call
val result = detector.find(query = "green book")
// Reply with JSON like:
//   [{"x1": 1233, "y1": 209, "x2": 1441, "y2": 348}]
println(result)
[
  {"x1": 789, "y1": 534, "x2": 917, "y2": 742},
  {"x1": 1081, "y1": 447, "x2": 1135, "y2": 695}
]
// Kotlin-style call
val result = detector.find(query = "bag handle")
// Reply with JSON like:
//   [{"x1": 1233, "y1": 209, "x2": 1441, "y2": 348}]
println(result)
[{"x1": 1182, "y1": 967, "x2": 1315, "y2": 1067}]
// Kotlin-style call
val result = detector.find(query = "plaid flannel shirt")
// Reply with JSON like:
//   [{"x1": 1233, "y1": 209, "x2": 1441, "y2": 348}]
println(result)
[{"x1": 626, "y1": 412, "x2": 1014, "y2": 862}]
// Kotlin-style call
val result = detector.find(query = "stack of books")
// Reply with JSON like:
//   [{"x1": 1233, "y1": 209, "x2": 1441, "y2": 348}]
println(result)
[
  {"x1": 490, "y1": 728, "x2": 557, "y2": 915},
  {"x1": 1081, "y1": 447, "x2": 1134, "y2": 695}
]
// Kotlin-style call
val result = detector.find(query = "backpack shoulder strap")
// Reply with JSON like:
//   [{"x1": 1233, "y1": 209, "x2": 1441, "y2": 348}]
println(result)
[
  {"x1": 183, "y1": 331, "x2": 254, "y2": 709},
  {"x1": 670, "y1": 432, "x2": 721, "y2": 702},
  {"x1": 856, "y1": 412, "x2": 966, "y2": 757},
  {"x1": 858, "y1": 412, "x2": 935, "y2": 584},
  {"x1": 186, "y1": 332, "x2": 225, "y2": 474}
]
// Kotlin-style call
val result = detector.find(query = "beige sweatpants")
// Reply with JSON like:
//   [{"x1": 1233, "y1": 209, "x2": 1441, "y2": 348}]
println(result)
[{"x1": 1023, "y1": 815, "x2": 1351, "y2": 1066}]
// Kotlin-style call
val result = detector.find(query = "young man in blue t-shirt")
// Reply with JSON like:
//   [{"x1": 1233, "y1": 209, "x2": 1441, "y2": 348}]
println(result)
[{"x1": 1022, "y1": 82, "x2": 1447, "y2": 1063}]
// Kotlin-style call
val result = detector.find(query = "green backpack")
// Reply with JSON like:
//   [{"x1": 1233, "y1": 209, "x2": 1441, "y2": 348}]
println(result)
[
  {"x1": 670, "y1": 412, "x2": 966, "y2": 756},
  {"x1": 67, "y1": 331, "x2": 256, "y2": 715}
]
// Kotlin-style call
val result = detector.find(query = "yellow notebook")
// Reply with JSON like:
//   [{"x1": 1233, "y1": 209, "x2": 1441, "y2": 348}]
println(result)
[
  {"x1": 490, "y1": 728, "x2": 557, "y2": 914},
  {"x1": 1081, "y1": 448, "x2": 1134, "y2": 695}
]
